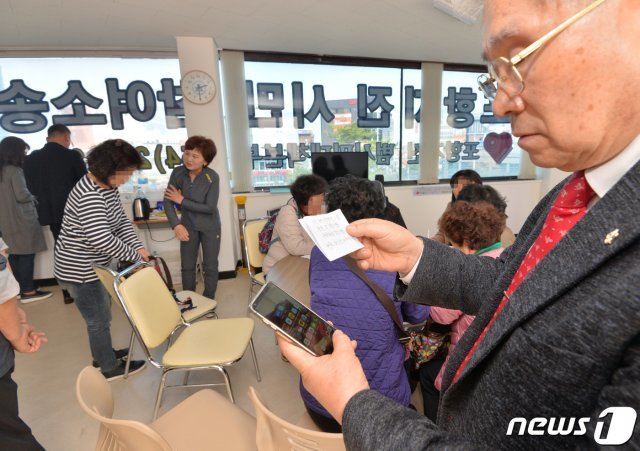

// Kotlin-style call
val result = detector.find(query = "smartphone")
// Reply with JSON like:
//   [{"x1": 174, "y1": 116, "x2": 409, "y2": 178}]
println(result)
[{"x1": 249, "y1": 282, "x2": 335, "y2": 356}]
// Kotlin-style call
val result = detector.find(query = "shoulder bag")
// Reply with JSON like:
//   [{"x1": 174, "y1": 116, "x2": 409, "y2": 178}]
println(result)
[{"x1": 344, "y1": 256, "x2": 451, "y2": 370}]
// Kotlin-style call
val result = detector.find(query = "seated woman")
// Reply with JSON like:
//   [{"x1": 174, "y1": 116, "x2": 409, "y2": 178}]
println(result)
[
  {"x1": 456, "y1": 184, "x2": 516, "y2": 248},
  {"x1": 419, "y1": 200, "x2": 506, "y2": 422},
  {"x1": 433, "y1": 169, "x2": 482, "y2": 243},
  {"x1": 262, "y1": 174, "x2": 327, "y2": 274},
  {"x1": 301, "y1": 175, "x2": 429, "y2": 432},
  {"x1": 164, "y1": 136, "x2": 221, "y2": 299}
]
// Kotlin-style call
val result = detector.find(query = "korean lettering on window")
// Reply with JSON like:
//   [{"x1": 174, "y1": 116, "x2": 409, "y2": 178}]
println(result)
[
  {"x1": 441, "y1": 86, "x2": 510, "y2": 163},
  {"x1": 248, "y1": 80, "x2": 409, "y2": 169},
  {"x1": 0, "y1": 78, "x2": 185, "y2": 134}
]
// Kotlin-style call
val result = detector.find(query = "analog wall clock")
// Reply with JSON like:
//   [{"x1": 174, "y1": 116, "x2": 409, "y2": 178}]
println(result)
[{"x1": 181, "y1": 70, "x2": 217, "y2": 105}]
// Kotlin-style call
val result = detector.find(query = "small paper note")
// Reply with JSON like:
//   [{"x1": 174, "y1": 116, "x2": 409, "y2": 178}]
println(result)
[{"x1": 299, "y1": 210, "x2": 364, "y2": 261}]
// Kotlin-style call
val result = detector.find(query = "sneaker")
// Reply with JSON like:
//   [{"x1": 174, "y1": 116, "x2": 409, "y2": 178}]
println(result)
[
  {"x1": 63, "y1": 289, "x2": 74, "y2": 304},
  {"x1": 20, "y1": 290, "x2": 53, "y2": 304},
  {"x1": 92, "y1": 348, "x2": 130, "y2": 368},
  {"x1": 101, "y1": 359, "x2": 146, "y2": 381}
]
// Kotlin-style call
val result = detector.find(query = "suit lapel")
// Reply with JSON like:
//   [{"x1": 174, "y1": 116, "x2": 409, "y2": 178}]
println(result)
[{"x1": 452, "y1": 162, "x2": 640, "y2": 387}]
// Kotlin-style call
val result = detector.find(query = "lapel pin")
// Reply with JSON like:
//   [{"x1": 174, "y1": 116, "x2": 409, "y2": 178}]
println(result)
[{"x1": 604, "y1": 229, "x2": 620, "y2": 245}]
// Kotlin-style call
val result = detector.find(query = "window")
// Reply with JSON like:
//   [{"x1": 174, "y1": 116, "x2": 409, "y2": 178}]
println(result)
[
  {"x1": 244, "y1": 60, "x2": 421, "y2": 187},
  {"x1": 0, "y1": 57, "x2": 184, "y2": 191},
  {"x1": 439, "y1": 69, "x2": 521, "y2": 179}
]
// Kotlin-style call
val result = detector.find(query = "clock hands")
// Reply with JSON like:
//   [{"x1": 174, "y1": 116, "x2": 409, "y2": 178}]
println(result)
[{"x1": 194, "y1": 82, "x2": 208, "y2": 101}]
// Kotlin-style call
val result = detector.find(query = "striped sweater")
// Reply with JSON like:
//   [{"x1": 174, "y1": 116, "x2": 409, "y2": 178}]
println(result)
[{"x1": 54, "y1": 175, "x2": 143, "y2": 283}]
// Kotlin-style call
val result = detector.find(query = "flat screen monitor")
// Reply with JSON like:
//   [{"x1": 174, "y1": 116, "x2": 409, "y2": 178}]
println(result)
[{"x1": 311, "y1": 152, "x2": 369, "y2": 183}]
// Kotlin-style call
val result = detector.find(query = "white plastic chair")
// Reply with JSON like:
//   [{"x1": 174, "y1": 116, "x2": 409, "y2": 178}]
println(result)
[
  {"x1": 248, "y1": 386, "x2": 346, "y2": 451},
  {"x1": 76, "y1": 366, "x2": 257, "y2": 450}
]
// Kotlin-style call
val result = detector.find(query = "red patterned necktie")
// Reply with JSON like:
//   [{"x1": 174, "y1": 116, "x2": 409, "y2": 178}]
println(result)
[{"x1": 452, "y1": 171, "x2": 595, "y2": 384}]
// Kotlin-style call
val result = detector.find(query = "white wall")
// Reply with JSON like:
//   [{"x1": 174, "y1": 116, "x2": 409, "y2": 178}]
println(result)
[{"x1": 34, "y1": 178, "x2": 545, "y2": 282}]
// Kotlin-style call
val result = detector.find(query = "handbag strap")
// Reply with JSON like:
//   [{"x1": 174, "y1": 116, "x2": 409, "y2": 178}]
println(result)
[
  {"x1": 343, "y1": 256, "x2": 409, "y2": 339},
  {"x1": 150, "y1": 255, "x2": 174, "y2": 292}
]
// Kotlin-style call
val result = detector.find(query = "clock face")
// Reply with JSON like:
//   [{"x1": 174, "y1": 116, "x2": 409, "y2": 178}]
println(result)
[{"x1": 181, "y1": 70, "x2": 216, "y2": 105}]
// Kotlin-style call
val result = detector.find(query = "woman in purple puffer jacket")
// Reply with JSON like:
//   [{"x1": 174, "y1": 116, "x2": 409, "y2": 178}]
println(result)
[{"x1": 300, "y1": 175, "x2": 429, "y2": 432}]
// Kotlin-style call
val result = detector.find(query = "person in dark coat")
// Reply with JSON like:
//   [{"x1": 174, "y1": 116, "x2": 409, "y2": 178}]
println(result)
[
  {"x1": 24, "y1": 124, "x2": 87, "y2": 304},
  {"x1": 0, "y1": 137, "x2": 51, "y2": 304}
]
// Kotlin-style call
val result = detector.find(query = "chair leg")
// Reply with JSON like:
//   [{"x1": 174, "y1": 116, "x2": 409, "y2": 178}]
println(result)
[
  {"x1": 218, "y1": 367, "x2": 234, "y2": 403},
  {"x1": 123, "y1": 330, "x2": 135, "y2": 379},
  {"x1": 205, "y1": 310, "x2": 218, "y2": 319},
  {"x1": 183, "y1": 370, "x2": 190, "y2": 385},
  {"x1": 247, "y1": 281, "x2": 254, "y2": 303},
  {"x1": 153, "y1": 370, "x2": 170, "y2": 420},
  {"x1": 249, "y1": 338, "x2": 262, "y2": 382},
  {"x1": 198, "y1": 247, "x2": 205, "y2": 283}
]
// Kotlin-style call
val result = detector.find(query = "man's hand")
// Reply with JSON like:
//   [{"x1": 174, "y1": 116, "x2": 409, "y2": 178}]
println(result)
[
  {"x1": 173, "y1": 224, "x2": 190, "y2": 241},
  {"x1": 12, "y1": 325, "x2": 47, "y2": 354},
  {"x1": 277, "y1": 330, "x2": 369, "y2": 424},
  {"x1": 164, "y1": 185, "x2": 184, "y2": 204},
  {"x1": 347, "y1": 218, "x2": 424, "y2": 274}
]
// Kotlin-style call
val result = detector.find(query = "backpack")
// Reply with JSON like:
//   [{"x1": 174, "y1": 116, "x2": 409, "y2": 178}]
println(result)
[{"x1": 258, "y1": 212, "x2": 280, "y2": 254}]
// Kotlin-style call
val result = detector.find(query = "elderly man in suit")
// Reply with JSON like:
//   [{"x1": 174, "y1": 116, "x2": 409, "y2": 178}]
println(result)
[
  {"x1": 24, "y1": 124, "x2": 87, "y2": 304},
  {"x1": 278, "y1": 0, "x2": 640, "y2": 448}
]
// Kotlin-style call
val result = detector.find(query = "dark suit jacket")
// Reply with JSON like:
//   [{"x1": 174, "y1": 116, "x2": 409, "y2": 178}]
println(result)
[
  {"x1": 342, "y1": 161, "x2": 640, "y2": 449},
  {"x1": 24, "y1": 142, "x2": 87, "y2": 226}
]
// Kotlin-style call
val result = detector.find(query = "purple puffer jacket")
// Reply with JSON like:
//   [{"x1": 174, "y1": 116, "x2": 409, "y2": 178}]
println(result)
[{"x1": 300, "y1": 247, "x2": 429, "y2": 419}]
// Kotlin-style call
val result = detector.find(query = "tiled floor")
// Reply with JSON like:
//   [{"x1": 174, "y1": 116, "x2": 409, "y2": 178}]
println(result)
[
  {"x1": 14, "y1": 271, "x2": 306, "y2": 450},
  {"x1": 15, "y1": 270, "x2": 425, "y2": 450}
]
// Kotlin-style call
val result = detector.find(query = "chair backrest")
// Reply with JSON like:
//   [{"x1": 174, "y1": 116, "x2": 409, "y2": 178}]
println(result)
[
  {"x1": 114, "y1": 267, "x2": 183, "y2": 349},
  {"x1": 76, "y1": 366, "x2": 171, "y2": 451},
  {"x1": 93, "y1": 264, "x2": 121, "y2": 304},
  {"x1": 248, "y1": 386, "x2": 346, "y2": 451},
  {"x1": 243, "y1": 218, "x2": 269, "y2": 276}
]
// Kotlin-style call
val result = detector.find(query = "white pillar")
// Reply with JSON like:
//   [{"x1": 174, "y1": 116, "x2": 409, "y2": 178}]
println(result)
[
  {"x1": 220, "y1": 50, "x2": 253, "y2": 192},
  {"x1": 176, "y1": 36, "x2": 238, "y2": 274},
  {"x1": 419, "y1": 62, "x2": 443, "y2": 184}
]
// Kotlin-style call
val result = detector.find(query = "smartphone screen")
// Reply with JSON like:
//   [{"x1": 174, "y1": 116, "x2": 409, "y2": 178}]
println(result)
[{"x1": 250, "y1": 282, "x2": 335, "y2": 356}]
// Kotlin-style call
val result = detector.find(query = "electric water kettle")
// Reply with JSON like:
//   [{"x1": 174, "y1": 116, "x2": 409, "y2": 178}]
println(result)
[{"x1": 132, "y1": 197, "x2": 150, "y2": 221}]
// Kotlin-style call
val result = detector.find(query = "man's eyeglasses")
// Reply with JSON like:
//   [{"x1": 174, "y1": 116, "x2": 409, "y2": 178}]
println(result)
[{"x1": 478, "y1": 0, "x2": 606, "y2": 100}]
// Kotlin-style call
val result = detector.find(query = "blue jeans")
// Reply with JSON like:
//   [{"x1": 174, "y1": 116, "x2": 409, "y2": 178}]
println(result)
[
  {"x1": 8, "y1": 254, "x2": 35, "y2": 294},
  {"x1": 57, "y1": 279, "x2": 118, "y2": 372}
]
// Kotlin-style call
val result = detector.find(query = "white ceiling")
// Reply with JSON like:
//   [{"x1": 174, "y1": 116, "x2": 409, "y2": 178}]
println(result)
[{"x1": 0, "y1": 0, "x2": 484, "y2": 64}]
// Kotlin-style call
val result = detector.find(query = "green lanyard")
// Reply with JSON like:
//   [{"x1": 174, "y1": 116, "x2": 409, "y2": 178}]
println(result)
[{"x1": 475, "y1": 242, "x2": 502, "y2": 255}]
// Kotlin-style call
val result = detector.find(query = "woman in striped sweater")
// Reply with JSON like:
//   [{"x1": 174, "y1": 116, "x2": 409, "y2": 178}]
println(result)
[{"x1": 55, "y1": 139, "x2": 148, "y2": 380}]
